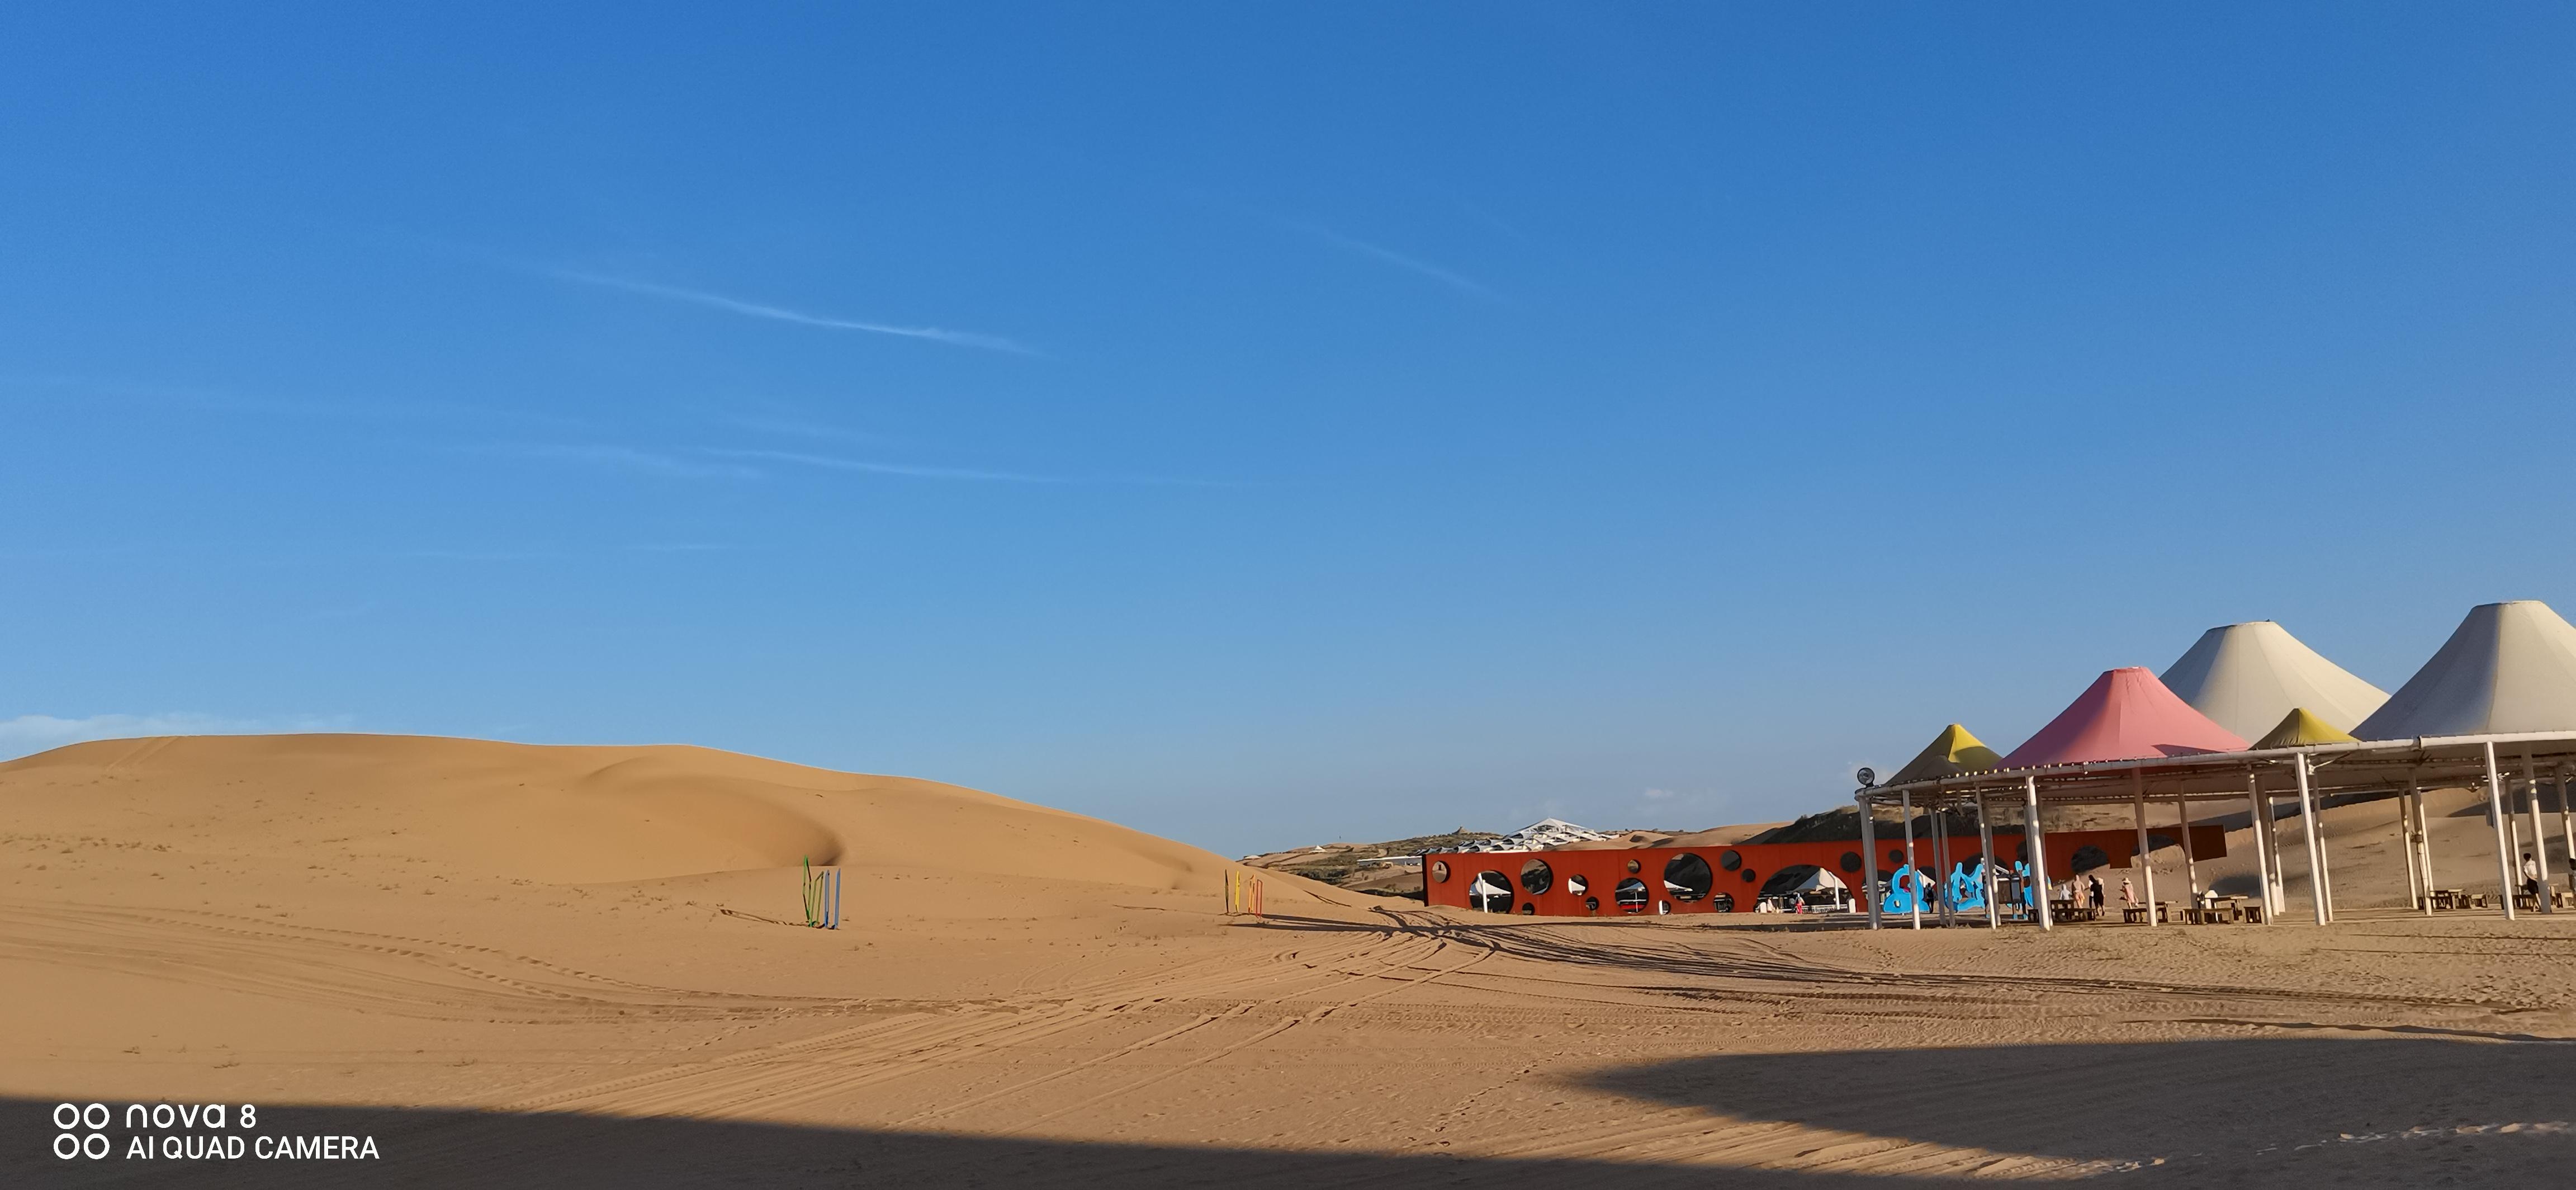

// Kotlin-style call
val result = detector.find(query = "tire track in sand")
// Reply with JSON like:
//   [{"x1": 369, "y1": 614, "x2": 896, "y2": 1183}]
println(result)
[
  {"x1": 983, "y1": 932, "x2": 1497, "y2": 1136},
  {"x1": 501, "y1": 925, "x2": 1417, "y2": 1120},
  {"x1": 889, "y1": 928, "x2": 1480, "y2": 1130}
]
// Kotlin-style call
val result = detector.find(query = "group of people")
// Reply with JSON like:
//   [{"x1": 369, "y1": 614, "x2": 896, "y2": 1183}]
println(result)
[{"x1": 2055, "y1": 873, "x2": 2109, "y2": 915}]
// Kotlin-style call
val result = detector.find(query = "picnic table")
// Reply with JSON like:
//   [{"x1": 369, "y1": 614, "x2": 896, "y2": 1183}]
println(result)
[{"x1": 2182, "y1": 896, "x2": 2252, "y2": 924}]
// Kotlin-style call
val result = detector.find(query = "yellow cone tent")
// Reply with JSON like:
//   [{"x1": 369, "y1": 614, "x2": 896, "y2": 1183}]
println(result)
[
  {"x1": 2251, "y1": 706, "x2": 2358, "y2": 749},
  {"x1": 1886, "y1": 724, "x2": 2003, "y2": 785}
]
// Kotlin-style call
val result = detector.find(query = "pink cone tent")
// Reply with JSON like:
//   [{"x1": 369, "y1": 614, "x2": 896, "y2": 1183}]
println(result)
[{"x1": 2001, "y1": 667, "x2": 2250, "y2": 768}]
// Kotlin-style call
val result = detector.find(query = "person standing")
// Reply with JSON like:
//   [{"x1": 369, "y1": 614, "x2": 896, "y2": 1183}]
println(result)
[{"x1": 2522, "y1": 853, "x2": 2542, "y2": 903}]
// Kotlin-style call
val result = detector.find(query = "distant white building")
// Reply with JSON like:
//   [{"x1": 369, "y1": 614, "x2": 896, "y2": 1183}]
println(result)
[{"x1": 1450, "y1": 818, "x2": 1609, "y2": 852}]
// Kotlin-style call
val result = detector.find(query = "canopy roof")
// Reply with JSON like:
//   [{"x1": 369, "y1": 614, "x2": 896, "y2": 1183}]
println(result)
[
  {"x1": 1866, "y1": 730, "x2": 2576, "y2": 814},
  {"x1": 1886, "y1": 723, "x2": 2003, "y2": 785},
  {"x1": 2160, "y1": 620, "x2": 2388, "y2": 739},
  {"x1": 2356, "y1": 601, "x2": 2576, "y2": 739},
  {"x1": 1778, "y1": 867, "x2": 1848, "y2": 893},
  {"x1": 1999, "y1": 667, "x2": 2249, "y2": 769},
  {"x1": 2251, "y1": 707, "x2": 2357, "y2": 749}
]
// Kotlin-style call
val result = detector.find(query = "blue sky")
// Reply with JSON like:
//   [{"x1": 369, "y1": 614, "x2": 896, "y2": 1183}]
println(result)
[{"x1": 4, "y1": 5, "x2": 2572, "y2": 856}]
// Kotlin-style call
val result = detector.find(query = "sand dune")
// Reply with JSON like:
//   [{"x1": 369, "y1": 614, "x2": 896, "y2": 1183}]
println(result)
[
  {"x1": 5, "y1": 734, "x2": 2573, "y2": 1187},
  {"x1": 2, "y1": 733, "x2": 1344, "y2": 901}
]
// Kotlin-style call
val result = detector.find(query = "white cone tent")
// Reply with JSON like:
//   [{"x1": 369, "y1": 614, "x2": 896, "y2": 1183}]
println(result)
[
  {"x1": 2160, "y1": 621, "x2": 2389, "y2": 740},
  {"x1": 1466, "y1": 872, "x2": 1514, "y2": 910},
  {"x1": 2355, "y1": 601, "x2": 2576, "y2": 739},
  {"x1": 1780, "y1": 867, "x2": 1848, "y2": 894}
]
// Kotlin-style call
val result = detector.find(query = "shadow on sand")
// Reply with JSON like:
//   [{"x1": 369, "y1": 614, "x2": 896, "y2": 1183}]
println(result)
[
  {"x1": 6, "y1": 1096, "x2": 1944, "y2": 1189},
  {"x1": 9, "y1": 1036, "x2": 2570, "y2": 1187},
  {"x1": 1580, "y1": 1034, "x2": 2576, "y2": 1185}
]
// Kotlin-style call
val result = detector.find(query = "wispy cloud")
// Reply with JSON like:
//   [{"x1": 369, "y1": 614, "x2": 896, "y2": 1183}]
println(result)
[
  {"x1": 708, "y1": 446, "x2": 1238, "y2": 488},
  {"x1": 476, "y1": 438, "x2": 1229, "y2": 489},
  {"x1": 733, "y1": 417, "x2": 904, "y2": 447},
  {"x1": 381, "y1": 547, "x2": 574, "y2": 562},
  {"x1": 484, "y1": 443, "x2": 763, "y2": 480},
  {"x1": 705, "y1": 447, "x2": 1060, "y2": 484},
  {"x1": 0, "y1": 374, "x2": 587, "y2": 429},
  {"x1": 544, "y1": 270, "x2": 1035, "y2": 355},
  {"x1": 381, "y1": 542, "x2": 745, "y2": 561},
  {"x1": 1296, "y1": 223, "x2": 1503, "y2": 302},
  {"x1": 0, "y1": 712, "x2": 357, "y2": 759}
]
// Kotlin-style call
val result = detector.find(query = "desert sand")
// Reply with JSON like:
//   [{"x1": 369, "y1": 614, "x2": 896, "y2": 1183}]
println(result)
[{"x1": 6, "y1": 734, "x2": 2574, "y2": 1186}]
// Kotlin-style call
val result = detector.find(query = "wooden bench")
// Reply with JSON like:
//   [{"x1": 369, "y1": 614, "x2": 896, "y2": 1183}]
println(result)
[{"x1": 2179, "y1": 899, "x2": 2248, "y2": 924}]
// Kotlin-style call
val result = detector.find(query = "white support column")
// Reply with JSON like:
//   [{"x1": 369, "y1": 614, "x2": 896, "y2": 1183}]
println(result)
[
  {"x1": 2411, "y1": 788, "x2": 2431, "y2": 922},
  {"x1": 2399, "y1": 786, "x2": 2422, "y2": 913},
  {"x1": 1901, "y1": 787, "x2": 1921, "y2": 931},
  {"x1": 2245, "y1": 771, "x2": 2275, "y2": 923},
  {"x1": 2400, "y1": 783, "x2": 2421, "y2": 917},
  {"x1": 2274, "y1": 784, "x2": 2293, "y2": 919},
  {"x1": 1860, "y1": 795, "x2": 1881, "y2": 930},
  {"x1": 2510, "y1": 811, "x2": 2528, "y2": 908},
  {"x1": 2411, "y1": 783, "x2": 2431, "y2": 917},
  {"x1": 2266, "y1": 785, "x2": 2289, "y2": 912},
  {"x1": 2025, "y1": 776, "x2": 2052, "y2": 931},
  {"x1": 2295, "y1": 752, "x2": 2328, "y2": 926},
  {"x1": 1931, "y1": 805, "x2": 1954, "y2": 927},
  {"x1": 1977, "y1": 794, "x2": 2000, "y2": 929},
  {"x1": 2174, "y1": 792, "x2": 2199, "y2": 906},
  {"x1": 2560, "y1": 766, "x2": 2575, "y2": 896},
  {"x1": 2314, "y1": 791, "x2": 2337, "y2": 920},
  {"x1": 2134, "y1": 771, "x2": 2156, "y2": 927},
  {"x1": 2485, "y1": 742, "x2": 2518, "y2": 921},
  {"x1": 2523, "y1": 752, "x2": 2552, "y2": 913}
]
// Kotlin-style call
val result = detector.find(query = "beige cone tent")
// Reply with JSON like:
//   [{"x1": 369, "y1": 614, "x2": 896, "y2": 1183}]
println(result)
[
  {"x1": 2160, "y1": 620, "x2": 2388, "y2": 740},
  {"x1": 2251, "y1": 706, "x2": 2359, "y2": 749},
  {"x1": 1886, "y1": 724, "x2": 2003, "y2": 785},
  {"x1": 2356, "y1": 601, "x2": 2576, "y2": 739}
]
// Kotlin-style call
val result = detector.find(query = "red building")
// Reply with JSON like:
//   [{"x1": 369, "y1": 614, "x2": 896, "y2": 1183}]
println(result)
[{"x1": 1423, "y1": 825, "x2": 2223, "y2": 916}]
